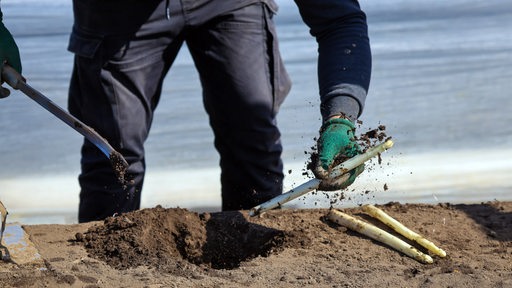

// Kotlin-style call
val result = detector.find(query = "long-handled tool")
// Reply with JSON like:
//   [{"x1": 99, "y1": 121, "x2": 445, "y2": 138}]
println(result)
[
  {"x1": 1, "y1": 65, "x2": 129, "y2": 183},
  {"x1": 249, "y1": 139, "x2": 394, "y2": 216}
]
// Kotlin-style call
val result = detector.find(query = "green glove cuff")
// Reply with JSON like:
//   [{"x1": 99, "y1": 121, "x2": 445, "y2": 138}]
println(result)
[{"x1": 320, "y1": 117, "x2": 355, "y2": 132}]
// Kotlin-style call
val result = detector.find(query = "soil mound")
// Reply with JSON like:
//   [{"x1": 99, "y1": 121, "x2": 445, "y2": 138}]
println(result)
[{"x1": 76, "y1": 206, "x2": 304, "y2": 270}]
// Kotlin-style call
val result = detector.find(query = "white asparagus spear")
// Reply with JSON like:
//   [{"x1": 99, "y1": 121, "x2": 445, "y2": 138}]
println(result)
[
  {"x1": 328, "y1": 139, "x2": 394, "y2": 179},
  {"x1": 362, "y1": 205, "x2": 447, "y2": 257},
  {"x1": 327, "y1": 209, "x2": 433, "y2": 264},
  {"x1": 249, "y1": 140, "x2": 394, "y2": 217}
]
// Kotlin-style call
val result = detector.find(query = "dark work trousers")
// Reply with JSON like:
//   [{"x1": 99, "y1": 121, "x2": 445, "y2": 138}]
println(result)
[
  {"x1": 294, "y1": 0, "x2": 371, "y2": 121},
  {"x1": 68, "y1": 0, "x2": 291, "y2": 222}
]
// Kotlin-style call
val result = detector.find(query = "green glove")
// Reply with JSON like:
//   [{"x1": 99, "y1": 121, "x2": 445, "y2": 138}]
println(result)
[
  {"x1": 0, "y1": 13, "x2": 22, "y2": 98},
  {"x1": 313, "y1": 117, "x2": 364, "y2": 191}
]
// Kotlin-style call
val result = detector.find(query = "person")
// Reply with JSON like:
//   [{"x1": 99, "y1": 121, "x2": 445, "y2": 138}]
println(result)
[
  {"x1": 66, "y1": 0, "x2": 293, "y2": 222},
  {"x1": 1, "y1": 0, "x2": 371, "y2": 222}
]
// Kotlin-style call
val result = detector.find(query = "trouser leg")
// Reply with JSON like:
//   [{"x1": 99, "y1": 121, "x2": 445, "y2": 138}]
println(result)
[
  {"x1": 68, "y1": 0, "x2": 183, "y2": 222},
  {"x1": 187, "y1": 3, "x2": 291, "y2": 210},
  {"x1": 69, "y1": 56, "x2": 168, "y2": 222}
]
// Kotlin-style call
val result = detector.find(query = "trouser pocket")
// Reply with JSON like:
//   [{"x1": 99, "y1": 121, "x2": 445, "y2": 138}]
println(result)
[{"x1": 262, "y1": 2, "x2": 291, "y2": 115}]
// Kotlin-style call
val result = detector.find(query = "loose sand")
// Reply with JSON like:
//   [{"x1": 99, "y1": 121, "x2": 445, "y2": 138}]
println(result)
[{"x1": 1, "y1": 201, "x2": 511, "y2": 287}]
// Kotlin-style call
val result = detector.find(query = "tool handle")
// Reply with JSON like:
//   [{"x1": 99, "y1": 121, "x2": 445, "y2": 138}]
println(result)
[
  {"x1": 1, "y1": 64, "x2": 24, "y2": 89},
  {"x1": 1, "y1": 64, "x2": 129, "y2": 179},
  {"x1": 2, "y1": 64, "x2": 114, "y2": 155}
]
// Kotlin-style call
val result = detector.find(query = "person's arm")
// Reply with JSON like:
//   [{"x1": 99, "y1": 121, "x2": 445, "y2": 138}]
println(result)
[
  {"x1": 294, "y1": 0, "x2": 371, "y2": 190},
  {"x1": 294, "y1": 0, "x2": 371, "y2": 121},
  {"x1": 0, "y1": 4, "x2": 22, "y2": 98}
]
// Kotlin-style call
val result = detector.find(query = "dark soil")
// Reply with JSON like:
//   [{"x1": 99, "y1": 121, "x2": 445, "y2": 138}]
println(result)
[
  {"x1": 76, "y1": 206, "x2": 304, "y2": 271},
  {"x1": 2, "y1": 202, "x2": 511, "y2": 287},
  {"x1": 109, "y1": 151, "x2": 130, "y2": 187}
]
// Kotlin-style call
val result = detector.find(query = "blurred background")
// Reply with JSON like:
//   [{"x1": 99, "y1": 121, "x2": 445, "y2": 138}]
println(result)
[{"x1": 1, "y1": 0, "x2": 511, "y2": 224}]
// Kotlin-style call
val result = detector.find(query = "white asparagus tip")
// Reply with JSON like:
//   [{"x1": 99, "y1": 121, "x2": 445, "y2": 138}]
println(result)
[{"x1": 383, "y1": 139, "x2": 394, "y2": 149}]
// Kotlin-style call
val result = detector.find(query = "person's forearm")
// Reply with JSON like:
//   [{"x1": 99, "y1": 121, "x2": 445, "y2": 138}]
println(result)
[
  {"x1": 317, "y1": 10, "x2": 371, "y2": 121},
  {"x1": 294, "y1": 0, "x2": 372, "y2": 122}
]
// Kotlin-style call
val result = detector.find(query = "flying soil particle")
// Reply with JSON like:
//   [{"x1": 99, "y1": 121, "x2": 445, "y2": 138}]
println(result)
[{"x1": 109, "y1": 151, "x2": 131, "y2": 188}]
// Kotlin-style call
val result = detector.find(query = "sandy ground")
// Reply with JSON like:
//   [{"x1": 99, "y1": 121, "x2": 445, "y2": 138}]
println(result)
[{"x1": 0, "y1": 201, "x2": 511, "y2": 288}]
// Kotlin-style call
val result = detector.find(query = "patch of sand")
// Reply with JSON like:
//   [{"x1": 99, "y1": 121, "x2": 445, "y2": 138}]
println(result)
[{"x1": 1, "y1": 201, "x2": 511, "y2": 287}]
